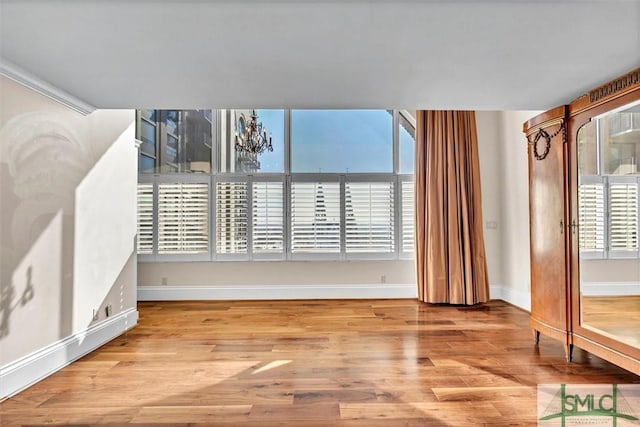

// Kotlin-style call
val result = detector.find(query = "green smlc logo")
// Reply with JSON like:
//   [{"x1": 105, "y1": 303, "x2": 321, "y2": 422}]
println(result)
[{"x1": 540, "y1": 384, "x2": 639, "y2": 426}]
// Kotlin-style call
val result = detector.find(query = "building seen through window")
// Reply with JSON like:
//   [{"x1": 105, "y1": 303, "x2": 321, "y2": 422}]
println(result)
[{"x1": 138, "y1": 109, "x2": 213, "y2": 173}]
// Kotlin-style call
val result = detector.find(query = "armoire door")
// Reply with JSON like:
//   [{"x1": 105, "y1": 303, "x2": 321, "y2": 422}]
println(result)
[{"x1": 525, "y1": 106, "x2": 572, "y2": 359}]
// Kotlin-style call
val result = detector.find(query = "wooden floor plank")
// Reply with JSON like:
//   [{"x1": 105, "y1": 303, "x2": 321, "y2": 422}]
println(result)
[{"x1": 1, "y1": 299, "x2": 638, "y2": 426}]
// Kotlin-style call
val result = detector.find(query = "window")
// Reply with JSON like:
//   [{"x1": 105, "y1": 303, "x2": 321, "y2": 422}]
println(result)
[
  {"x1": 290, "y1": 181, "x2": 341, "y2": 255},
  {"x1": 137, "y1": 110, "x2": 213, "y2": 174},
  {"x1": 136, "y1": 183, "x2": 154, "y2": 254},
  {"x1": 252, "y1": 180, "x2": 285, "y2": 255},
  {"x1": 345, "y1": 181, "x2": 395, "y2": 254},
  {"x1": 219, "y1": 110, "x2": 285, "y2": 173},
  {"x1": 157, "y1": 182, "x2": 209, "y2": 255},
  {"x1": 291, "y1": 110, "x2": 393, "y2": 173},
  {"x1": 215, "y1": 180, "x2": 249, "y2": 255},
  {"x1": 137, "y1": 110, "x2": 416, "y2": 261},
  {"x1": 401, "y1": 180, "x2": 415, "y2": 253}
]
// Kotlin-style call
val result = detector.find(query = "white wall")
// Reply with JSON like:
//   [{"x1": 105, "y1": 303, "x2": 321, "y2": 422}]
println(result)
[
  {"x1": 476, "y1": 111, "x2": 504, "y2": 291},
  {"x1": 499, "y1": 111, "x2": 543, "y2": 310},
  {"x1": 138, "y1": 260, "x2": 417, "y2": 300},
  {"x1": 0, "y1": 76, "x2": 137, "y2": 398},
  {"x1": 476, "y1": 110, "x2": 543, "y2": 310}
]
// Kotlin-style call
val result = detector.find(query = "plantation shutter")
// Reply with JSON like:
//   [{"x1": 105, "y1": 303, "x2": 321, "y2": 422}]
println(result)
[
  {"x1": 401, "y1": 180, "x2": 415, "y2": 253},
  {"x1": 578, "y1": 183, "x2": 605, "y2": 252},
  {"x1": 345, "y1": 182, "x2": 395, "y2": 253},
  {"x1": 252, "y1": 181, "x2": 284, "y2": 254},
  {"x1": 609, "y1": 181, "x2": 639, "y2": 251},
  {"x1": 136, "y1": 183, "x2": 154, "y2": 254},
  {"x1": 157, "y1": 182, "x2": 209, "y2": 254},
  {"x1": 216, "y1": 181, "x2": 249, "y2": 254},
  {"x1": 291, "y1": 182, "x2": 340, "y2": 253}
]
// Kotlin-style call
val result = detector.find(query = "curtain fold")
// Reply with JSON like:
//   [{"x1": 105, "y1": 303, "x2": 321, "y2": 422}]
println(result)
[{"x1": 415, "y1": 111, "x2": 489, "y2": 305}]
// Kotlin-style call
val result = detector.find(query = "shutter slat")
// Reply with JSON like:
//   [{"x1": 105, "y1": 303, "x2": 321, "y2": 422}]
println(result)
[
  {"x1": 291, "y1": 182, "x2": 341, "y2": 253},
  {"x1": 578, "y1": 183, "x2": 605, "y2": 252},
  {"x1": 216, "y1": 181, "x2": 248, "y2": 254},
  {"x1": 401, "y1": 181, "x2": 415, "y2": 253},
  {"x1": 609, "y1": 182, "x2": 639, "y2": 251},
  {"x1": 158, "y1": 183, "x2": 209, "y2": 254},
  {"x1": 137, "y1": 184, "x2": 154, "y2": 254},
  {"x1": 253, "y1": 181, "x2": 284, "y2": 254},
  {"x1": 345, "y1": 182, "x2": 394, "y2": 253}
]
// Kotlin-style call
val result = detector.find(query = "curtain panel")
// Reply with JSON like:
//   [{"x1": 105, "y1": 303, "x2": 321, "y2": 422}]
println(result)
[{"x1": 415, "y1": 110, "x2": 489, "y2": 305}]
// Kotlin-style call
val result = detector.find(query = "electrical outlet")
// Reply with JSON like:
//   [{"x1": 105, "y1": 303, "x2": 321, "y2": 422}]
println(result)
[
  {"x1": 381, "y1": 275, "x2": 387, "y2": 284},
  {"x1": 161, "y1": 277, "x2": 168, "y2": 286},
  {"x1": 92, "y1": 309, "x2": 99, "y2": 321},
  {"x1": 105, "y1": 304, "x2": 113, "y2": 318}
]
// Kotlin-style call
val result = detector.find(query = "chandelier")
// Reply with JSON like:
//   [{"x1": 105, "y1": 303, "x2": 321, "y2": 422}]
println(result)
[{"x1": 235, "y1": 110, "x2": 273, "y2": 155}]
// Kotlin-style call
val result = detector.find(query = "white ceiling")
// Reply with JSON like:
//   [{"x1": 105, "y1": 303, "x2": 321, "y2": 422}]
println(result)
[{"x1": 1, "y1": 0, "x2": 639, "y2": 111}]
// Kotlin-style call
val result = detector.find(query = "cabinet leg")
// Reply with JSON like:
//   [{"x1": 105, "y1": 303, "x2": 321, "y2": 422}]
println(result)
[
  {"x1": 533, "y1": 329, "x2": 540, "y2": 345},
  {"x1": 565, "y1": 344, "x2": 574, "y2": 362}
]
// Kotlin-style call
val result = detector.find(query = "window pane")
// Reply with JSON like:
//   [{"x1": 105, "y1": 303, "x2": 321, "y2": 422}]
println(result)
[
  {"x1": 291, "y1": 110, "x2": 393, "y2": 173},
  {"x1": 141, "y1": 109, "x2": 156, "y2": 122},
  {"x1": 291, "y1": 182, "x2": 340, "y2": 253},
  {"x1": 166, "y1": 110, "x2": 179, "y2": 135},
  {"x1": 399, "y1": 114, "x2": 415, "y2": 174},
  {"x1": 253, "y1": 181, "x2": 284, "y2": 253},
  {"x1": 165, "y1": 135, "x2": 178, "y2": 169},
  {"x1": 216, "y1": 181, "x2": 249, "y2": 254},
  {"x1": 140, "y1": 120, "x2": 156, "y2": 156},
  {"x1": 137, "y1": 109, "x2": 212, "y2": 174},
  {"x1": 139, "y1": 154, "x2": 155, "y2": 174},
  {"x1": 157, "y1": 183, "x2": 209, "y2": 254},
  {"x1": 219, "y1": 109, "x2": 284, "y2": 173},
  {"x1": 182, "y1": 110, "x2": 212, "y2": 173},
  {"x1": 345, "y1": 182, "x2": 394, "y2": 253}
]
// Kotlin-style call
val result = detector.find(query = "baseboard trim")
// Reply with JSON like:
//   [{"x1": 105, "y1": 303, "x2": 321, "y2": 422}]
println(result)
[
  {"x1": 0, "y1": 58, "x2": 96, "y2": 115},
  {"x1": 0, "y1": 308, "x2": 138, "y2": 400},
  {"x1": 581, "y1": 282, "x2": 640, "y2": 297},
  {"x1": 490, "y1": 284, "x2": 531, "y2": 311},
  {"x1": 138, "y1": 284, "x2": 418, "y2": 301}
]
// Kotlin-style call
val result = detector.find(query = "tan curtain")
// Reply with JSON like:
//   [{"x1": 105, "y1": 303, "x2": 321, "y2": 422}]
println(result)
[{"x1": 415, "y1": 111, "x2": 489, "y2": 305}]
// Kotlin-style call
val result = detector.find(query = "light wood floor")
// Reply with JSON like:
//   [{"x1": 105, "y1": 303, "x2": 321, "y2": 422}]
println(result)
[{"x1": 2, "y1": 299, "x2": 639, "y2": 426}]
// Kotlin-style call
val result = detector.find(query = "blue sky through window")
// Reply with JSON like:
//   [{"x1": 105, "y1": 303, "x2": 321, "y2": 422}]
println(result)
[
  {"x1": 254, "y1": 109, "x2": 284, "y2": 173},
  {"x1": 291, "y1": 110, "x2": 393, "y2": 173}
]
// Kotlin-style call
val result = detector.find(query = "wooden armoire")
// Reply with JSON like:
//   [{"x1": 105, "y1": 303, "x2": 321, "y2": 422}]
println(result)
[{"x1": 524, "y1": 68, "x2": 640, "y2": 375}]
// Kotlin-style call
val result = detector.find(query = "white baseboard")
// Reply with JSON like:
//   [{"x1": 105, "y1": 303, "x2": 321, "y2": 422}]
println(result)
[
  {"x1": 490, "y1": 284, "x2": 531, "y2": 311},
  {"x1": 138, "y1": 284, "x2": 418, "y2": 301},
  {"x1": 0, "y1": 308, "x2": 138, "y2": 400},
  {"x1": 581, "y1": 282, "x2": 640, "y2": 297}
]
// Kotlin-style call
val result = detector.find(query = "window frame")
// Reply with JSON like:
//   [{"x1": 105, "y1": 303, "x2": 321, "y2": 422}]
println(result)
[{"x1": 137, "y1": 110, "x2": 416, "y2": 263}]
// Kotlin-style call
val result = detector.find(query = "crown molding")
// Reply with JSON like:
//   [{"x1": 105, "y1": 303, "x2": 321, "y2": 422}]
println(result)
[{"x1": 0, "y1": 58, "x2": 96, "y2": 116}]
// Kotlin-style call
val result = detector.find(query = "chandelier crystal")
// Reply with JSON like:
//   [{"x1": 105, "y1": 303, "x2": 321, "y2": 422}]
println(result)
[{"x1": 235, "y1": 110, "x2": 273, "y2": 155}]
